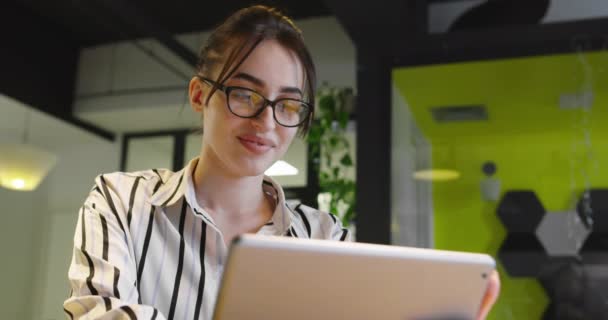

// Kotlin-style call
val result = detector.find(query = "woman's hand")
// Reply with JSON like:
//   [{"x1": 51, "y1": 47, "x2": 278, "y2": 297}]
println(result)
[{"x1": 477, "y1": 270, "x2": 500, "y2": 320}]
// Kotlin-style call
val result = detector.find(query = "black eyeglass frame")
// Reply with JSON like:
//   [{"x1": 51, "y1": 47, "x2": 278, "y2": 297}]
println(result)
[{"x1": 197, "y1": 76, "x2": 312, "y2": 128}]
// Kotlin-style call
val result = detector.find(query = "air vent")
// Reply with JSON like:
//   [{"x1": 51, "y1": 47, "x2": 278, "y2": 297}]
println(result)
[{"x1": 430, "y1": 105, "x2": 488, "y2": 123}]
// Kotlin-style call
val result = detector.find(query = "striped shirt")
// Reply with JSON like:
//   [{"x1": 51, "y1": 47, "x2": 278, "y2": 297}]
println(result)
[{"x1": 63, "y1": 158, "x2": 350, "y2": 320}]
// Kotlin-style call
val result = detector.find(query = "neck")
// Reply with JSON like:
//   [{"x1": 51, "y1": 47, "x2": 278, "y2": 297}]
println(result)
[{"x1": 192, "y1": 147, "x2": 270, "y2": 222}]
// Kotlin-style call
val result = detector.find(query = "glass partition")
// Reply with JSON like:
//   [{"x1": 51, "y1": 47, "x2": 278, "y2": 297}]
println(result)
[{"x1": 391, "y1": 51, "x2": 608, "y2": 319}]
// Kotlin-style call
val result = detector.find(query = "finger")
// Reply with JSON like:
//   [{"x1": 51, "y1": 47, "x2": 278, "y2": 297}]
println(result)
[{"x1": 477, "y1": 271, "x2": 500, "y2": 320}]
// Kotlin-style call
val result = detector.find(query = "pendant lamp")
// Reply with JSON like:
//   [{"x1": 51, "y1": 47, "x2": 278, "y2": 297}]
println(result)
[
  {"x1": 0, "y1": 110, "x2": 58, "y2": 191},
  {"x1": 413, "y1": 146, "x2": 460, "y2": 182}
]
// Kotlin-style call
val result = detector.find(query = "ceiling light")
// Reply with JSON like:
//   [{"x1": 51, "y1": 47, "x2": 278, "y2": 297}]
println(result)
[
  {"x1": 0, "y1": 143, "x2": 58, "y2": 191},
  {"x1": 413, "y1": 169, "x2": 460, "y2": 181},
  {"x1": 0, "y1": 109, "x2": 58, "y2": 191},
  {"x1": 11, "y1": 179, "x2": 26, "y2": 190},
  {"x1": 265, "y1": 160, "x2": 298, "y2": 176}
]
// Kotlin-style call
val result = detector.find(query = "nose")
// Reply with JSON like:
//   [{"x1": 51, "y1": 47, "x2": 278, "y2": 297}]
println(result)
[{"x1": 250, "y1": 105, "x2": 276, "y2": 131}]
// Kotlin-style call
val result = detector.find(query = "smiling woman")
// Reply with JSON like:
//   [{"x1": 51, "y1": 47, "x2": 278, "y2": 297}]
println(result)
[
  {"x1": 63, "y1": 5, "x2": 350, "y2": 320},
  {"x1": 62, "y1": 5, "x2": 501, "y2": 320}
]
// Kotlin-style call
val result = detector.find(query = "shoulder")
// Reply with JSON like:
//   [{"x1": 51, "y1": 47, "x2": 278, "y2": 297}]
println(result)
[
  {"x1": 92, "y1": 168, "x2": 169, "y2": 190},
  {"x1": 287, "y1": 202, "x2": 339, "y2": 227},
  {"x1": 286, "y1": 202, "x2": 350, "y2": 241},
  {"x1": 87, "y1": 168, "x2": 175, "y2": 205}
]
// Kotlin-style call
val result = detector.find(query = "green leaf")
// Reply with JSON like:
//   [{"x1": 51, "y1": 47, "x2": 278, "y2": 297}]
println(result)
[
  {"x1": 342, "y1": 207, "x2": 355, "y2": 226},
  {"x1": 340, "y1": 153, "x2": 353, "y2": 166},
  {"x1": 329, "y1": 136, "x2": 338, "y2": 147},
  {"x1": 313, "y1": 85, "x2": 357, "y2": 226},
  {"x1": 325, "y1": 153, "x2": 332, "y2": 167},
  {"x1": 318, "y1": 95, "x2": 335, "y2": 115},
  {"x1": 338, "y1": 111, "x2": 348, "y2": 130},
  {"x1": 320, "y1": 171, "x2": 330, "y2": 182},
  {"x1": 320, "y1": 118, "x2": 330, "y2": 129},
  {"x1": 341, "y1": 138, "x2": 350, "y2": 149},
  {"x1": 308, "y1": 126, "x2": 320, "y2": 139}
]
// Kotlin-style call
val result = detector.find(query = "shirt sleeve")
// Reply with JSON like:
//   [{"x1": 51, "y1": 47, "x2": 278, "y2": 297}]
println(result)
[
  {"x1": 63, "y1": 178, "x2": 166, "y2": 320},
  {"x1": 328, "y1": 213, "x2": 353, "y2": 242}
]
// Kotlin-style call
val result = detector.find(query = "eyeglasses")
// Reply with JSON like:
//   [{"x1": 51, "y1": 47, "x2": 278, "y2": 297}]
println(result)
[{"x1": 197, "y1": 76, "x2": 311, "y2": 128}]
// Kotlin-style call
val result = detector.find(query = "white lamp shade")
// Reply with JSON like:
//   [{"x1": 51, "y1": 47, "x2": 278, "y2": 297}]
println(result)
[{"x1": 0, "y1": 143, "x2": 58, "y2": 191}]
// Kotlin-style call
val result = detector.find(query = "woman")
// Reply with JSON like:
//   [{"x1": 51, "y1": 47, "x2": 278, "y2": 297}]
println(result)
[{"x1": 64, "y1": 5, "x2": 499, "y2": 320}]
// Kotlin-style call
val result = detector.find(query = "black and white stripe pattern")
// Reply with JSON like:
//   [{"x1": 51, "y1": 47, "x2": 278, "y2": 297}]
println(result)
[{"x1": 64, "y1": 158, "x2": 350, "y2": 319}]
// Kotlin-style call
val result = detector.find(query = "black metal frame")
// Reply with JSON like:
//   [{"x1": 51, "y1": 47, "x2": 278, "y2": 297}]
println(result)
[
  {"x1": 353, "y1": 52, "x2": 393, "y2": 244},
  {"x1": 390, "y1": 18, "x2": 608, "y2": 69}
]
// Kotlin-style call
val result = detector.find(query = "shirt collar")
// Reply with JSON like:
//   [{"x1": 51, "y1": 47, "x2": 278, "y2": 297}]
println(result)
[
  {"x1": 148, "y1": 158, "x2": 293, "y2": 234},
  {"x1": 147, "y1": 163, "x2": 189, "y2": 208},
  {"x1": 260, "y1": 174, "x2": 293, "y2": 235}
]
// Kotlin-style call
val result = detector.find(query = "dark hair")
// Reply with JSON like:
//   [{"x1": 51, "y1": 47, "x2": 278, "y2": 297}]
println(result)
[{"x1": 196, "y1": 5, "x2": 316, "y2": 136}]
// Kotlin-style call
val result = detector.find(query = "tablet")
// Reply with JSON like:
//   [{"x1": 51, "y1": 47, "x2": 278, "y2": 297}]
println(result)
[{"x1": 213, "y1": 234, "x2": 495, "y2": 320}]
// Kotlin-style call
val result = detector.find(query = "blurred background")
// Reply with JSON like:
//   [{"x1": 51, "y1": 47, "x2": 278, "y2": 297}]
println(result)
[{"x1": 1, "y1": 0, "x2": 608, "y2": 319}]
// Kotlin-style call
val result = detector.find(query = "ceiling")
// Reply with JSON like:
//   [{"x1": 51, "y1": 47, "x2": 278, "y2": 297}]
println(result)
[
  {"x1": 0, "y1": 94, "x2": 107, "y2": 151},
  {"x1": 393, "y1": 50, "x2": 608, "y2": 144},
  {"x1": 1, "y1": 0, "x2": 333, "y2": 141},
  {"x1": 5, "y1": 0, "x2": 608, "y2": 142},
  {"x1": 10, "y1": 0, "x2": 332, "y2": 47}
]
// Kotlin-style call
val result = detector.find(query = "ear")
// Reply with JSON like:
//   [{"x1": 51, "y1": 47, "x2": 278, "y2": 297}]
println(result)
[{"x1": 189, "y1": 77, "x2": 205, "y2": 113}]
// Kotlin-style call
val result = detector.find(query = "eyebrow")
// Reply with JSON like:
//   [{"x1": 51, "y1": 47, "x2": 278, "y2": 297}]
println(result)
[{"x1": 231, "y1": 72, "x2": 303, "y2": 97}]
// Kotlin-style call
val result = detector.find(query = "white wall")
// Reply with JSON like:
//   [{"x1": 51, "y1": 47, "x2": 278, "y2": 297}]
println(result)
[
  {"x1": 297, "y1": 17, "x2": 356, "y2": 89},
  {"x1": 0, "y1": 187, "x2": 43, "y2": 319},
  {"x1": 0, "y1": 95, "x2": 121, "y2": 320},
  {"x1": 29, "y1": 141, "x2": 120, "y2": 320}
]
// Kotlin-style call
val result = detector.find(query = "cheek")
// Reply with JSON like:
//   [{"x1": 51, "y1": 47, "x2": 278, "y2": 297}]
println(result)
[
  {"x1": 277, "y1": 129, "x2": 298, "y2": 153},
  {"x1": 202, "y1": 102, "x2": 235, "y2": 137},
  {"x1": 202, "y1": 111, "x2": 227, "y2": 149}
]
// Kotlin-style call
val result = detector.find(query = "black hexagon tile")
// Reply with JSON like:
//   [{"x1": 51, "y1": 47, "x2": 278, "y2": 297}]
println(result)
[
  {"x1": 498, "y1": 190, "x2": 546, "y2": 233},
  {"x1": 577, "y1": 189, "x2": 608, "y2": 232},
  {"x1": 579, "y1": 233, "x2": 608, "y2": 264},
  {"x1": 498, "y1": 233, "x2": 548, "y2": 277}
]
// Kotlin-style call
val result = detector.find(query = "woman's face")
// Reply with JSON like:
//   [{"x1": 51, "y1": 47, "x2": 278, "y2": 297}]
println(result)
[{"x1": 191, "y1": 39, "x2": 304, "y2": 177}]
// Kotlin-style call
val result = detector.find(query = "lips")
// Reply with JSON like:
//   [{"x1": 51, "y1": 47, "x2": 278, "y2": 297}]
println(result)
[{"x1": 237, "y1": 134, "x2": 276, "y2": 154}]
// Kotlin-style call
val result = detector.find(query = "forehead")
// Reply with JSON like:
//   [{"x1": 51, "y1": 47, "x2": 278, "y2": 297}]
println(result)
[{"x1": 230, "y1": 39, "x2": 305, "y2": 90}]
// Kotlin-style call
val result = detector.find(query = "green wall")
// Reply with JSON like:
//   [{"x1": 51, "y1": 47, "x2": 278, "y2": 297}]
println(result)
[
  {"x1": 393, "y1": 52, "x2": 608, "y2": 319},
  {"x1": 433, "y1": 134, "x2": 608, "y2": 319}
]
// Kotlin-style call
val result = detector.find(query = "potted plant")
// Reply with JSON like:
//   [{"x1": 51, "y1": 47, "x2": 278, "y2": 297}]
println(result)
[{"x1": 307, "y1": 84, "x2": 356, "y2": 227}]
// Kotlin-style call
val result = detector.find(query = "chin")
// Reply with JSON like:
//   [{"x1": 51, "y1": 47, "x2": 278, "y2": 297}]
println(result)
[{"x1": 233, "y1": 160, "x2": 273, "y2": 177}]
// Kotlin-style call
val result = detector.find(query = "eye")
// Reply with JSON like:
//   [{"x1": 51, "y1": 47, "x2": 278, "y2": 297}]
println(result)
[
  {"x1": 230, "y1": 88, "x2": 265, "y2": 107},
  {"x1": 231, "y1": 89, "x2": 254, "y2": 102},
  {"x1": 277, "y1": 100, "x2": 302, "y2": 114}
]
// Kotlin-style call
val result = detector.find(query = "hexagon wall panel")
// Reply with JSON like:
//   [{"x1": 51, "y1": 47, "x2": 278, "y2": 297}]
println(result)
[
  {"x1": 543, "y1": 265, "x2": 608, "y2": 319},
  {"x1": 579, "y1": 233, "x2": 608, "y2": 264},
  {"x1": 576, "y1": 189, "x2": 608, "y2": 232},
  {"x1": 498, "y1": 190, "x2": 546, "y2": 232},
  {"x1": 495, "y1": 188, "x2": 608, "y2": 319},
  {"x1": 536, "y1": 211, "x2": 590, "y2": 257},
  {"x1": 498, "y1": 233, "x2": 548, "y2": 277}
]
